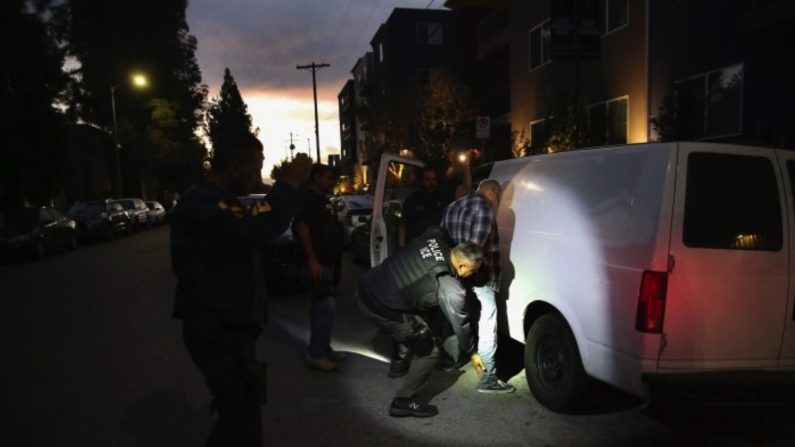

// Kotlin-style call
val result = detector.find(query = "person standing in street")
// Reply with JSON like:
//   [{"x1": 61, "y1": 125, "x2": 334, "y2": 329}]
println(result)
[
  {"x1": 442, "y1": 178, "x2": 516, "y2": 394},
  {"x1": 357, "y1": 226, "x2": 486, "y2": 417},
  {"x1": 398, "y1": 166, "x2": 449, "y2": 247},
  {"x1": 294, "y1": 163, "x2": 347, "y2": 371},
  {"x1": 170, "y1": 131, "x2": 312, "y2": 447}
]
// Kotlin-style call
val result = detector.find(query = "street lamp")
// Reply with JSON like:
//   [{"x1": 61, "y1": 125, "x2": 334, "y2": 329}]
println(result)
[{"x1": 110, "y1": 72, "x2": 148, "y2": 197}]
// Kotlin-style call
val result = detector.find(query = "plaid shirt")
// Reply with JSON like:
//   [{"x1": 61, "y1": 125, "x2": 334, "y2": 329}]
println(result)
[{"x1": 441, "y1": 191, "x2": 501, "y2": 290}]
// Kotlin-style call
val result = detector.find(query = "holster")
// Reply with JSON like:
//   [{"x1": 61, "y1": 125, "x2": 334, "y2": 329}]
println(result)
[{"x1": 405, "y1": 323, "x2": 435, "y2": 357}]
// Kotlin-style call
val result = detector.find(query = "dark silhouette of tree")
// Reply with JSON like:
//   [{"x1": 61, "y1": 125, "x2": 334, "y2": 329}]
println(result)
[
  {"x1": 60, "y1": 0, "x2": 207, "y2": 195},
  {"x1": 1, "y1": 1, "x2": 70, "y2": 207},
  {"x1": 269, "y1": 158, "x2": 290, "y2": 182},
  {"x1": 205, "y1": 68, "x2": 257, "y2": 153},
  {"x1": 415, "y1": 71, "x2": 475, "y2": 167}
]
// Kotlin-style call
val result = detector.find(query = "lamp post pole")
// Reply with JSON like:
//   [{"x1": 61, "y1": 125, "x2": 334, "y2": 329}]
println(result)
[{"x1": 110, "y1": 84, "x2": 123, "y2": 198}]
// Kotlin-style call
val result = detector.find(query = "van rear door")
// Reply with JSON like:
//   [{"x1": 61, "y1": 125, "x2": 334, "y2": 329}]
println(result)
[
  {"x1": 659, "y1": 144, "x2": 788, "y2": 370},
  {"x1": 775, "y1": 151, "x2": 795, "y2": 367},
  {"x1": 370, "y1": 153, "x2": 425, "y2": 267}
]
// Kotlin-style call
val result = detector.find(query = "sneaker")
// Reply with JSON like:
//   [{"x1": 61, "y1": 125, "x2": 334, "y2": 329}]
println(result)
[
  {"x1": 477, "y1": 378, "x2": 516, "y2": 394},
  {"x1": 388, "y1": 359, "x2": 410, "y2": 378},
  {"x1": 327, "y1": 350, "x2": 348, "y2": 363},
  {"x1": 305, "y1": 355, "x2": 337, "y2": 371},
  {"x1": 389, "y1": 398, "x2": 439, "y2": 417}
]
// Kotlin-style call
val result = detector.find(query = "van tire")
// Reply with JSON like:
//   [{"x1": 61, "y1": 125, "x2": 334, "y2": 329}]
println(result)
[{"x1": 525, "y1": 313, "x2": 588, "y2": 411}]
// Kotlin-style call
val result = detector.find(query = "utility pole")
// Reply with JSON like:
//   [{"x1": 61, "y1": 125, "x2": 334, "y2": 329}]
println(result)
[
  {"x1": 288, "y1": 132, "x2": 296, "y2": 160},
  {"x1": 296, "y1": 62, "x2": 330, "y2": 163}
]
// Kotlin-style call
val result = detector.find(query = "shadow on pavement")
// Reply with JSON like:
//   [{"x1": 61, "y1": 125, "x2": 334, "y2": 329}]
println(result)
[{"x1": 121, "y1": 387, "x2": 210, "y2": 447}]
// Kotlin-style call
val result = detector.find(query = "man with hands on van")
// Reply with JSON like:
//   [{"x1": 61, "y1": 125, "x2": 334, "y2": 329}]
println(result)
[
  {"x1": 357, "y1": 226, "x2": 486, "y2": 417},
  {"x1": 442, "y1": 178, "x2": 515, "y2": 393}
]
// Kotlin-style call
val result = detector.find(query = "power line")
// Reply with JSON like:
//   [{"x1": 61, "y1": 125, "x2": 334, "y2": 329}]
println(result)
[
  {"x1": 324, "y1": 0, "x2": 356, "y2": 56},
  {"x1": 426, "y1": 0, "x2": 436, "y2": 9}
]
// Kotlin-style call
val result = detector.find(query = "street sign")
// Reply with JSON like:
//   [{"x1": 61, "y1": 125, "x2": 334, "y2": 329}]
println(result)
[{"x1": 476, "y1": 116, "x2": 490, "y2": 139}]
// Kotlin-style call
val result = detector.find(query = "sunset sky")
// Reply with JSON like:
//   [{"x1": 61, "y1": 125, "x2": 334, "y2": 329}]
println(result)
[{"x1": 186, "y1": 0, "x2": 445, "y2": 179}]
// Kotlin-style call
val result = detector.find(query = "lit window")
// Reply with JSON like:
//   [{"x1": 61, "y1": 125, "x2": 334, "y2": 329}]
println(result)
[
  {"x1": 602, "y1": 0, "x2": 629, "y2": 35},
  {"x1": 674, "y1": 64, "x2": 743, "y2": 139},
  {"x1": 416, "y1": 23, "x2": 443, "y2": 45},
  {"x1": 530, "y1": 118, "x2": 550, "y2": 151},
  {"x1": 588, "y1": 96, "x2": 628, "y2": 145},
  {"x1": 529, "y1": 20, "x2": 551, "y2": 70}
]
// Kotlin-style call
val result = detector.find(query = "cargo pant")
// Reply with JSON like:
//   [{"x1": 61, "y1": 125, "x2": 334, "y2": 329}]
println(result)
[{"x1": 182, "y1": 322, "x2": 267, "y2": 447}]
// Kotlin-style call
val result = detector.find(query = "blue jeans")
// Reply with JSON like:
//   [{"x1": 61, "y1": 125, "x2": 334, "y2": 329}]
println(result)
[
  {"x1": 301, "y1": 263, "x2": 338, "y2": 359},
  {"x1": 474, "y1": 285, "x2": 498, "y2": 382}
]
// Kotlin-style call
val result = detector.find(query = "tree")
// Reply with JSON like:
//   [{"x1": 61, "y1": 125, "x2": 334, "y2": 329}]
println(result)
[
  {"x1": 60, "y1": 0, "x2": 207, "y2": 195},
  {"x1": 415, "y1": 71, "x2": 476, "y2": 167},
  {"x1": 269, "y1": 158, "x2": 291, "y2": 182},
  {"x1": 205, "y1": 68, "x2": 258, "y2": 152},
  {"x1": 1, "y1": 1, "x2": 70, "y2": 206},
  {"x1": 652, "y1": 82, "x2": 706, "y2": 142}
]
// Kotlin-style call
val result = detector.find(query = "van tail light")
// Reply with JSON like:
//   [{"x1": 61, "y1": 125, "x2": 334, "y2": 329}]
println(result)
[{"x1": 635, "y1": 270, "x2": 668, "y2": 333}]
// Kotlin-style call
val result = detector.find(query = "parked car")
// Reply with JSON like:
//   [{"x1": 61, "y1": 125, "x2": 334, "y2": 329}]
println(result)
[
  {"x1": 371, "y1": 143, "x2": 795, "y2": 411},
  {"x1": 0, "y1": 207, "x2": 78, "y2": 259},
  {"x1": 146, "y1": 201, "x2": 167, "y2": 225},
  {"x1": 331, "y1": 194, "x2": 374, "y2": 245},
  {"x1": 115, "y1": 198, "x2": 150, "y2": 230},
  {"x1": 237, "y1": 194, "x2": 303, "y2": 296},
  {"x1": 68, "y1": 200, "x2": 131, "y2": 241}
]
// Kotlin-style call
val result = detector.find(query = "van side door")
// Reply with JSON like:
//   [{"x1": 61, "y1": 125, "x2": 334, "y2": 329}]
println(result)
[
  {"x1": 775, "y1": 151, "x2": 795, "y2": 367},
  {"x1": 659, "y1": 145, "x2": 788, "y2": 370},
  {"x1": 370, "y1": 153, "x2": 425, "y2": 267}
]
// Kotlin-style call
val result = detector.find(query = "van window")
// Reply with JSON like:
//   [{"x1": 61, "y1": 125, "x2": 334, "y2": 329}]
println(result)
[{"x1": 684, "y1": 152, "x2": 782, "y2": 251}]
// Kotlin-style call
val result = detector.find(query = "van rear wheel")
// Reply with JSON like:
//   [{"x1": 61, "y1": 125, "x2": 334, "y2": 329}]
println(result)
[{"x1": 525, "y1": 313, "x2": 588, "y2": 411}]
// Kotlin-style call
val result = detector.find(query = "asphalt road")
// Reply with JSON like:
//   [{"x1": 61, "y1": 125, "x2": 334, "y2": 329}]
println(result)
[{"x1": 2, "y1": 226, "x2": 795, "y2": 446}]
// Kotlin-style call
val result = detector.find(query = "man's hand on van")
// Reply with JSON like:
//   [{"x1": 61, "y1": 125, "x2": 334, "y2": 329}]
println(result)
[{"x1": 470, "y1": 353, "x2": 485, "y2": 379}]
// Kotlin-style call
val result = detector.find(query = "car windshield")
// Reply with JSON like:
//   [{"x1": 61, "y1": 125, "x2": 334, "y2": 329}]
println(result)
[
  {"x1": 118, "y1": 200, "x2": 135, "y2": 210},
  {"x1": 69, "y1": 202, "x2": 106, "y2": 214},
  {"x1": 0, "y1": 209, "x2": 38, "y2": 235}
]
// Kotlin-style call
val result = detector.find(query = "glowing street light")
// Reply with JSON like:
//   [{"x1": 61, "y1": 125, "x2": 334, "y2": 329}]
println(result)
[
  {"x1": 131, "y1": 73, "x2": 148, "y2": 88},
  {"x1": 110, "y1": 72, "x2": 148, "y2": 197}
]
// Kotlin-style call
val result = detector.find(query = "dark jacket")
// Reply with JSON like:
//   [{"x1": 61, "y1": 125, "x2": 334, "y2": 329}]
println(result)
[
  {"x1": 170, "y1": 179, "x2": 302, "y2": 326},
  {"x1": 358, "y1": 226, "x2": 475, "y2": 354}
]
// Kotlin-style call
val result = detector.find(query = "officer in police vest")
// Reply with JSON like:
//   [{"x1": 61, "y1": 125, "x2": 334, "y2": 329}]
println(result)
[{"x1": 357, "y1": 226, "x2": 486, "y2": 417}]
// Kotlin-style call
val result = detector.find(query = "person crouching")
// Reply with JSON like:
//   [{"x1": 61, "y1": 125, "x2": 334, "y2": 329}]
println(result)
[{"x1": 357, "y1": 226, "x2": 485, "y2": 417}]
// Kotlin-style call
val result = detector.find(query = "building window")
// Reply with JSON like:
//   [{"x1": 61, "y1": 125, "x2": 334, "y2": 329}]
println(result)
[
  {"x1": 416, "y1": 23, "x2": 443, "y2": 45},
  {"x1": 529, "y1": 118, "x2": 551, "y2": 151},
  {"x1": 602, "y1": 0, "x2": 629, "y2": 35},
  {"x1": 529, "y1": 20, "x2": 552, "y2": 70},
  {"x1": 379, "y1": 43, "x2": 384, "y2": 63},
  {"x1": 675, "y1": 63, "x2": 744, "y2": 139},
  {"x1": 588, "y1": 96, "x2": 628, "y2": 146},
  {"x1": 684, "y1": 153, "x2": 782, "y2": 251}
]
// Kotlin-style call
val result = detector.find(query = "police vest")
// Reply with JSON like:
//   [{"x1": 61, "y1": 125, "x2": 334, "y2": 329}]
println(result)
[{"x1": 382, "y1": 228, "x2": 452, "y2": 309}]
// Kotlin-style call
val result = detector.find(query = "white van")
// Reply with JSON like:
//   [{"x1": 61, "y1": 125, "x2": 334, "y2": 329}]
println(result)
[{"x1": 370, "y1": 142, "x2": 795, "y2": 410}]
